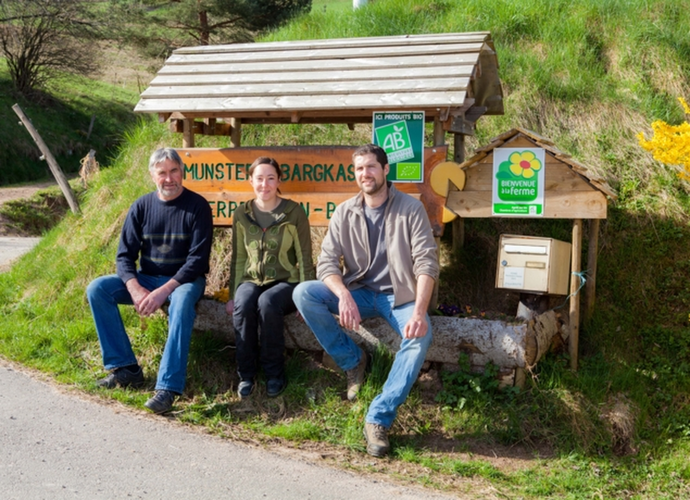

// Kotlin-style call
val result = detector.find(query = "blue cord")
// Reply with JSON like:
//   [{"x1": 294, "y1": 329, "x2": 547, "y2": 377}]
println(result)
[{"x1": 552, "y1": 270, "x2": 588, "y2": 311}]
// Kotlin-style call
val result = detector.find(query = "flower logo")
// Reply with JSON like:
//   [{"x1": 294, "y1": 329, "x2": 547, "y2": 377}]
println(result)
[{"x1": 508, "y1": 151, "x2": 542, "y2": 179}]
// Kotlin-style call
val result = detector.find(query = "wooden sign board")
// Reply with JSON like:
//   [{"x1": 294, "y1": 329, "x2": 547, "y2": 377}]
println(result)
[{"x1": 176, "y1": 146, "x2": 449, "y2": 234}]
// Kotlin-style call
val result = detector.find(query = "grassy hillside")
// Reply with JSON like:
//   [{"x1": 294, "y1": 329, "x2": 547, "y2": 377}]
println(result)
[
  {"x1": 0, "y1": 56, "x2": 142, "y2": 185},
  {"x1": 2, "y1": 0, "x2": 690, "y2": 497}
]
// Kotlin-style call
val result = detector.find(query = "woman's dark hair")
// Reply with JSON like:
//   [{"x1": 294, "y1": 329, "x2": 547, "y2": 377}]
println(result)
[{"x1": 248, "y1": 157, "x2": 281, "y2": 179}]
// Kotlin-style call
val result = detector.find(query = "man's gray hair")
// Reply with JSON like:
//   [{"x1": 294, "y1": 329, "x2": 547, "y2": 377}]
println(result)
[{"x1": 148, "y1": 148, "x2": 183, "y2": 171}]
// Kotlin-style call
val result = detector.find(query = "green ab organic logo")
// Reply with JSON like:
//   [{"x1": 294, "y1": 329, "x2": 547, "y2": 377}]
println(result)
[
  {"x1": 374, "y1": 121, "x2": 414, "y2": 164},
  {"x1": 495, "y1": 150, "x2": 542, "y2": 201}
]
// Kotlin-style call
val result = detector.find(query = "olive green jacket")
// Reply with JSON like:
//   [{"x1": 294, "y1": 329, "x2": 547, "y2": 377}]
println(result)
[{"x1": 229, "y1": 199, "x2": 315, "y2": 297}]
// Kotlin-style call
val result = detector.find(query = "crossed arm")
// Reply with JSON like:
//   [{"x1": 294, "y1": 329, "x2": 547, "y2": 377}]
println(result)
[{"x1": 126, "y1": 278, "x2": 180, "y2": 317}]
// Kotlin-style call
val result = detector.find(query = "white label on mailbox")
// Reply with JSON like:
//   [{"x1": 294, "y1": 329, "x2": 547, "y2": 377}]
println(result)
[{"x1": 503, "y1": 267, "x2": 525, "y2": 288}]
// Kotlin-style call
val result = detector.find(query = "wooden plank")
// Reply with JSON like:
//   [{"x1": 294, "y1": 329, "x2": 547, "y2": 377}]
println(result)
[
  {"x1": 569, "y1": 219, "x2": 582, "y2": 371},
  {"x1": 174, "y1": 32, "x2": 491, "y2": 55},
  {"x1": 583, "y1": 219, "x2": 600, "y2": 324},
  {"x1": 165, "y1": 42, "x2": 486, "y2": 65},
  {"x1": 179, "y1": 146, "x2": 444, "y2": 193},
  {"x1": 514, "y1": 127, "x2": 554, "y2": 146},
  {"x1": 199, "y1": 191, "x2": 417, "y2": 227},
  {"x1": 150, "y1": 65, "x2": 475, "y2": 86},
  {"x1": 167, "y1": 111, "x2": 440, "y2": 124},
  {"x1": 446, "y1": 190, "x2": 608, "y2": 219},
  {"x1": 141, "y1": 77, "x2": 472, "y2": 99},
  {"x1": 134, "y1": 91, "x2": 468, "y2": 114},
  {"x1": 157, "y1": 54, "x2": 481, "y2": 75}
]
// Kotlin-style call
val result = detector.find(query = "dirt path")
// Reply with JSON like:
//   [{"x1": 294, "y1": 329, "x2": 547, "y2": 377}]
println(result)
[
  {"x1": 0, "y1": 181, "x2": 56, "y2": 207},
  {"x1": 0, "y1": 180, "x2": 57, "y2": 237}
]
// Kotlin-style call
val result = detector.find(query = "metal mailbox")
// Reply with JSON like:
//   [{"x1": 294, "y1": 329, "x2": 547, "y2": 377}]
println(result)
[{"x1": 496, "y1": 235, "x2": 572, "y2": 295}]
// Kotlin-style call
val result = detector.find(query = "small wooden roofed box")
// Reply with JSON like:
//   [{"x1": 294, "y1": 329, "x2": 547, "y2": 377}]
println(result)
[
  {"x1": 446, "y1": 128, "x2": 616, "y2": 219},
  {"x1": 445, "y1": 127, "x2": 617, "y2": 370}
]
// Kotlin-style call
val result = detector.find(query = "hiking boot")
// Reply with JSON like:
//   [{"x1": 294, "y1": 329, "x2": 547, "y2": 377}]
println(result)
[
  {"x1": 363, "y1": 422, "x2": 390, "y2": 457},
  {"x1": 144, "y1": 390, "x2": 176, "y2": 414},
  {"x1": 97, "y1": 366, "x2": 145, "y2": 389},
  {"x1": 266, "y1": 377, "x2": 287, "y2": 398},
  {"x1": 237, "y1": 379, "x2": 255, "y2": 399},
  {"x1": 345, "y1": 350, "x2": 368, "y2": 401}
]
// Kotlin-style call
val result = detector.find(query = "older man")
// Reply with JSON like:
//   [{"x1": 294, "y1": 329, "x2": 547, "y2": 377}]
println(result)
[
  {"x1": 293, "y1": 144, "x2": 439, "y2": 457},
  {"x1": 87, "y1": 148, "x2": 213, "y2": 414}
]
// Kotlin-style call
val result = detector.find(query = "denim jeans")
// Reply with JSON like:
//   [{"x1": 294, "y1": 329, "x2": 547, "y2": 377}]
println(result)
[
  {"x1": 293, "y1": 280, "x2": 432, "y2": 428},
  {"x1": 86, "y1": 273, "x2": 205, "y2": 394},
  {"x1": 233, "y1": 281, "x2": 297, "y2": 381}
]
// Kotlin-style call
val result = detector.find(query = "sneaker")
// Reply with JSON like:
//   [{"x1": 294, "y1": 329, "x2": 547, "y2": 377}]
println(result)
[
  {"x1": 144, "y1": 390, "x2": 176, "y2": 414},
  {"x1": 363, "y1": 422, "x2": 390, "y2": 457},
  {"x1": 237, "y1": 379, "x2": 255, "y2": 399},
  {"x1": 266, "y1": 377, "x2": 287, "y2": 398},
  {"x1": 97, "y1": 366, "x2": 145, "y2": 389},
  {"x1": 345, "y1": 350, "x2": 368, "y2": 401}
]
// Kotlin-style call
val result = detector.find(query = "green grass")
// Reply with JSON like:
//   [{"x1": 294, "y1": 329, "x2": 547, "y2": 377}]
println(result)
[{"x1": 2, "y1": 0, "x2": 690, "y2": 497}]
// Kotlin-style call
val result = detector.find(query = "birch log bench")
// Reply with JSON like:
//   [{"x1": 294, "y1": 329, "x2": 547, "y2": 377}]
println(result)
[{"x1": 186, "y1": 298, "x2": 569, "y2": 387}]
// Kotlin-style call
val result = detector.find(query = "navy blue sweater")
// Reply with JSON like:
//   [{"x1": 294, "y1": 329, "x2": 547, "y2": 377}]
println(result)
[{"x1": 116, "y1": 188, "x2": 213, "y2": 285}]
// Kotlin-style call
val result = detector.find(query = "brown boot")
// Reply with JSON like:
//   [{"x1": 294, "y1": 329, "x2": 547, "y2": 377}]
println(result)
[
  {"x1": 363, "y1": 422, "x2": 390, "y2": 457},
  {"x1": 345, "y1": 350, "x2": 368, "y2": 401}
]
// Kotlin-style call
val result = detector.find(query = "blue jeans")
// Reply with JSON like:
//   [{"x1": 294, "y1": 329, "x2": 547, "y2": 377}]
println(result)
[
  {"x1": 233, "y1": 281, "x2": 297, "y2": 381},
  {"x1": 293, "y1": 280, "x2": 432, "y2": 428},
  {"x1": 86, "y1": 273, "x2": 205, "y2": 394}
]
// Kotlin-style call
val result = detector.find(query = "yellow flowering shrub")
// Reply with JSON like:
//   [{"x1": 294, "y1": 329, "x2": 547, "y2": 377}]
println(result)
[{"x1": 638, "y1": 97, "x2": 690, "y2": 179}]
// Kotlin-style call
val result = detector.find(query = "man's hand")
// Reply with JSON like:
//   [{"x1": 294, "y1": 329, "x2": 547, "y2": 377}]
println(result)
[
  {"x1": 126, "y1": 280, "x2": 151, "y2": 315},
  {"x1": 323, "y1": 275, "x2": 361, "y2": 330},
  {"x1": 138, "y1": 287, "x2": 169, "y2": 316},
  {"x1": 403, "y1": 313, "x2": 429, "y2": 339},
  {"x1": 225, "y1": 299, "x2": 234, "y2": 316},
  {"x1": 337, "y1": 290, "x2": 362, "y2": 330},
  {"x1": 403, "y1": 274, "x2": 435, "y2": 339},
  {"x1": 126, "y1": 278, "x2": 179, "y2": 317}
]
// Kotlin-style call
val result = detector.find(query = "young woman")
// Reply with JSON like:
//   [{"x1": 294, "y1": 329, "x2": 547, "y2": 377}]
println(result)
[{"x1": 226, "y1": 157, "x2": 315, "y2": 398}]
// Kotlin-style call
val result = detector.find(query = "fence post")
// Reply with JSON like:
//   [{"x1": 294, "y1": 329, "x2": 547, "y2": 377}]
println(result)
[{"x1": 12, "y1": 103, "x2": 80, "y2": 215}]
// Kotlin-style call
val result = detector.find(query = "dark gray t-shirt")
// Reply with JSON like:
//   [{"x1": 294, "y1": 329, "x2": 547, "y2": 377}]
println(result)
[
  {"x1": 252, "y1": 198, "x2": 287, "y2": 229},
  {"x1": 360, "y1": 199, "x2": 393, "y2": 293}
]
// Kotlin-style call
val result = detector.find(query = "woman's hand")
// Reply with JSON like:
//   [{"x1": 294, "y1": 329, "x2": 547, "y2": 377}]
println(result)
[{"x1": 225, "y1": 299, "x2": 234, "y2": 316}]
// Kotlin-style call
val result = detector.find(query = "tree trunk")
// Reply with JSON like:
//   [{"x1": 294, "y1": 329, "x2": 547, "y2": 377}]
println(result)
[{"x1": 199, "y1": 8, "x2": 210, "y2": 45}]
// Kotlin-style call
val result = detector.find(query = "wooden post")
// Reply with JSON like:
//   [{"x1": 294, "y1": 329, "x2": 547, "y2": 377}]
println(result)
[
  {"x1": 230, "y1": 118, "x2": 242, "y2": 148},
  {"x1": 583, "y1": 219, "x2": 600, "y2": 323},
  {"x1": 12, "y1": 103, "x2": 80, "y2": 215},
  {"x1": 433, "y1": 116, "x2": 445, "y2": 146},
  {"x1": 429, "y1": 118, "x2": 446, "y2": 311},
  {"x1": 452, "y1": 133, "x2": 466, "y2": 252},
  {"x1": 182, "y1": 119, "x2": 195, "y2": 148},
  {"x1": 569, "y1": 219, "x2": 583, "y2": 370}
]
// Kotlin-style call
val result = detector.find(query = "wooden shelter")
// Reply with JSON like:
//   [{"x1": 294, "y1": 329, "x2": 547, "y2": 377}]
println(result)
[
  {"x1": 134, "y1": 31, "x2": 503, "y2": 154},
  {"x1": 445, "y1": 128, "x2": 617, "y2": 370}
]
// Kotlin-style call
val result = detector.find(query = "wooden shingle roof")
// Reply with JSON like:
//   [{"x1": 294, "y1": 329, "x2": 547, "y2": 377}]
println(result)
[{"x1": 134, "y1": 32, "x2": 503, "y2": 125}]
